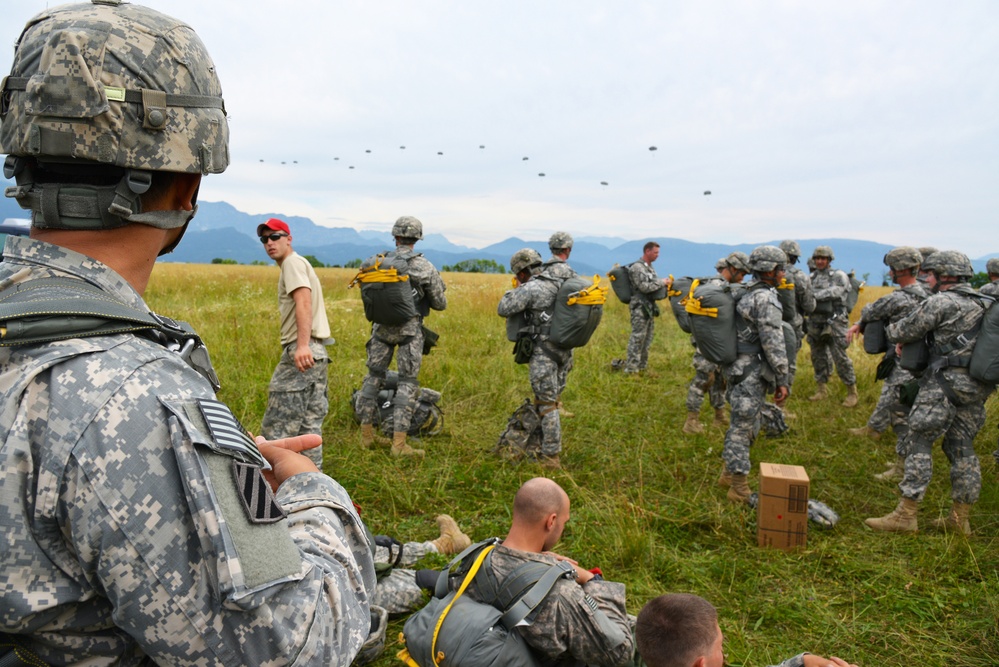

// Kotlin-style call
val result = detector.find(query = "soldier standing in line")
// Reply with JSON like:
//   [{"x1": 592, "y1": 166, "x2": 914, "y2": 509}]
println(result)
[
  {"x1": 356, "y1": 216, "x2": 447, "y2": 458},
  {"x1": 807, "y1": 245, "x2": 859, "y2": 407},
  {"x1": 258, "y1": 218, "x2": 333, "y2": 468},
  {"x1": 865, "y1": 251, "x2": 992, "y2": 535},
  {"x1": 845, "y1": 248, "x2": 928, "y2": 480},
  {"x1": 980, "y1": 257, "x2": 999, "y2": 297},
  {"x1": 917, "y1": 246, "x2": 939, "y2": 286},
  {"x1": 682, "y1": 252, "x2": 750, "y2": 434},
  {"x1": 719, "y1": 246, "x2": 790, "y2": 504},
  {"x1": 0, "y1": 2, "x2": 375, "y2": 662},
  {"x1": 616, "y1": 241, "x2": 670, "y2": 374},
  {"x1": 498, "y1": 249, "x2": 569, "y2": 469},
  {"x1": 778, "y1": 240, "x2": 817, "y2": 392},
  {"x1": 542, "y1": 231, "x2": 578, "y2": 417}
]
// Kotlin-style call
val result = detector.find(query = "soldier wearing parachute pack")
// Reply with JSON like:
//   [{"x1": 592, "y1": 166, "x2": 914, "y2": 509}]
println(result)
[
  {"x1": 865, "y1": 251, "x2": 993, "y2": 536},
  {"x1": 778, "y1": 239, "x2": 816, "y2": 391},
  {"x1": 543, "y1": 231, "x2": 578, "y2": 417}
]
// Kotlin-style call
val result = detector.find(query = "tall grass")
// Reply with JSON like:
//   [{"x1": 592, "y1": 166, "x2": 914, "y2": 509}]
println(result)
[{"x1": 149, "y1": 265, "x2": 998, "y2": 666}]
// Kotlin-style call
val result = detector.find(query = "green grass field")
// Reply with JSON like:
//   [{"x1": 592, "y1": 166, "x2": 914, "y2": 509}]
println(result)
[{"x1": 149, "y1": 264, "x2": 998, "y2": 666}]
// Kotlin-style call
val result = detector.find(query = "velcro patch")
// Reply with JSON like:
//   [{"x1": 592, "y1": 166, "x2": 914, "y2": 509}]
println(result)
[
  {"x1": 232, "y1": 460, "x2": 285, "y2": 524},
  {"x1": 198, "y1": 398, "x2": 268, "y2": 468}
]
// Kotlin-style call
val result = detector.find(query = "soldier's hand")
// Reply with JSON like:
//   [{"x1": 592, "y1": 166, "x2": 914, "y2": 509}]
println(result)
[
  {"x1": 845, "y1": 323, "x2": 862, "y2": 344},
  {"x1": 255, "y1": 434, "x2": 322, "y2": 491},
  {"x1": 774, "y1": 385, "x2": 789, "y2": 406},
  {"x1": 294, "y1": 345, "x2": 315, "y2": 372}
]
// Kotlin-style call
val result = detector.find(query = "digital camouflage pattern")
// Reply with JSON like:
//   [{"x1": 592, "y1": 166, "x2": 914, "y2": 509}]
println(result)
[
  {"x1": 722, "y1": 281, "x2": 789, "y2": 475},
  {"x1": 261, "y1": 340, "x2": 330, "y2": 467},
  {"x1": 498, "y1": 275, "x2": 569, "y2": 457},
  {"x1": 625, "y1": 260, "x2": 663, "y2": 372},
  {"x1": 548, "y1": 231, "x2": 574, "y2": 251},
  {"x1": 464, "y1": 544, "x2": 634, "y2": 667},
  {"x1": 887, "y1": 284, "x2": 992, "y2": 504},
  {"x1": 0, "y1": 1, "x2": 228, "y2": 174},
  {"x1": 980, "y1": 279, "x2": 999, "y2": 298},
  {"x1": 782, "y1": 263, "x2": 815, "y2": 388},
  {"x1": 371, "y1": 540, "x2": 436, "y2": 615},
  {"x1": 0, "y1": 236, "x2": 375, "y2": 665},
  {"x1": 540, "y1": 256, "x2": 578, "y2": 397},
  {"x1": 808, "y1": 262, "x2": 856, "y2": 386},
  {"x1": 391, "y1": 216, "x2": 424, "y2": 240}
]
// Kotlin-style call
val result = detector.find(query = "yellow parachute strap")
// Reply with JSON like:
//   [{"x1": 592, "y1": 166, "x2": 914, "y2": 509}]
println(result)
[
  {"x1": 777, "y1": 277, "x2": 796, "y2": 290},
  {"x1": 566, "y1": 275, "x2": 608, "y2": 306},
  {"x1": 348, "y1": 254, "x2": 410, "y2": 288},
  {"x1": 397, "y1": 543, "x2": 494, "y2": 667},
  {"x1": 666, "y1": 273, "x2": 684, "y2": 298},
  {"x1": 396, "y1": 635, "x2": 420, "y2": 667},
  {"x1": 684, "y1": 279, "x2": 719, "y2": 318}
]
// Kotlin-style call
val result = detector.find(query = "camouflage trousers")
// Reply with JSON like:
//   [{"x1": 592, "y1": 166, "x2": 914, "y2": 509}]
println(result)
[
  {"x1": 787, "y1": 326, "x2": 804, "y2": 389},
  {"x1": 867, "y1": 363, "x2": 916, "y2": 458},
  {"x1": 686, "y1": 350, "x2": 726, "y2": 413},
  {"x1": 357, "y1": 331, "x2": 424, "y2": 433},
  {"x1": 372, "y1": 540, "x2": 436, "y2": 616},
  {"x1": 899, "y1": 370, "x2": 991, "y2": 504},
  {"x1": 806, "y1": 316, "x2": 856, "y2": 386},
  {"x1": 531, "y1": 343, "x2": 571, "y2": 457},
  {"x1": 558, "y1": 350, "x2": 574, "y2": 398},
  {"x1": 261, "y1": 339, "x2": 329, "y2": 467},
  {"x1": 625, "y1": 305, "x2": 655, "y2": 371},
  {"x1": 721, "y1": 365, "x2": 768, "y2": 475}
]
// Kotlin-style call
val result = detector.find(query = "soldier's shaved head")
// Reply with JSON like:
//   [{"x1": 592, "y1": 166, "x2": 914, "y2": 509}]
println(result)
[{"x1": 513, "y1": 477, "x2": 569, "y2": 525}]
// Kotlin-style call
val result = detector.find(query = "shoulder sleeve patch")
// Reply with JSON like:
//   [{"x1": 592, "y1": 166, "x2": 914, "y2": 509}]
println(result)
[
  {"x1": 196, "y1": 398, "x2": 269, "y2": 469},
  {"x1": 233, "y1": 460, "x2": 286, "y2": 524}
]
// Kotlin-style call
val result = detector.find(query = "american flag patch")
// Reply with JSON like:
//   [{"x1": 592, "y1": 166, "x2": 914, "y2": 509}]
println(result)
[
  {"x1": 583, "y1": 594, "x2": 599, "y2": 613},
  {"x1": 233, "y1": 460, "x2": 285, "y2": 524},
  {"x1": 198, "y1": 398, "x2": 268, "y2": 468}
]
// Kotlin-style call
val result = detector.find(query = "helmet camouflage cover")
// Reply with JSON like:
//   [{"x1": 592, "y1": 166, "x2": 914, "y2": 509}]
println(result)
[
  {"x1": 986, "y1": 257, "x2": 999, "y2": 275},
  {"x1": 812, "y1": 245, "x2": 835, "y2": 261},
  {"x1": 548, "y1": 231, "x2": 574, "y2": 252},
  {"x1": 391, "y1": 215, "x2": 423, "y2": 240},
  {"x1": 883, "y1": 246, "x2": 922, "y2": 271},
  {"x1": 714, "y1": 257, "x2": 727, "y2": 271},
  {"x1": 925, "y1": 250, "x2": 973, "y2": 279},
  {"x1": 749, "y1": 245, "x2": 787, "y2": 273},
  {"x1": 510, "y1": 248, "x2": 542, "y2": 274},
  {"x1": 779, "y1": 239, "x2": 802, "y2": 260},
  {"x1": 726, "y1": 251, "x2": 751, "y2": 273}
]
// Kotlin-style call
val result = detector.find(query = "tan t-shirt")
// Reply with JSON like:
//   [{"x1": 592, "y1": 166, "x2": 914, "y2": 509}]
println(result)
[{"x1": 278, "y1": 252, "x2": 331, "y2": 345}]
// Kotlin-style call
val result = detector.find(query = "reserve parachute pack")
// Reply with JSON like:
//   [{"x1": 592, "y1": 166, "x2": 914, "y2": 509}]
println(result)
[
  {"x1": 351, "y1": 371, "x2": 444, "y2": 437},
  {"x1": 397, "y1": 538, "x2": 575, "y2": 667},
  {"x1": 666, "y1": 275, "x2": 694, "y2": 334},
  {"x1": 776, "y1": 277, "x2": 796, "y2": 323},
  {"x1": 349, "y1": 250, "x2": 426, "y2": 326},
  {"x1": 607, "y1": 262, "x2": 635, "y2": 304},
  {"x1": 862, "y1": 319, "x2": 888, "y2": 355},
  {"x1": 547, "y1": 275, "x2": 607, "y2": 349}
]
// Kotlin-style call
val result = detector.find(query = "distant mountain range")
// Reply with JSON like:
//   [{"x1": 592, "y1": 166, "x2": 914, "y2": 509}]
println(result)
[{"x1": 4, "y1": 198, "x2": 997, "y2": 282}]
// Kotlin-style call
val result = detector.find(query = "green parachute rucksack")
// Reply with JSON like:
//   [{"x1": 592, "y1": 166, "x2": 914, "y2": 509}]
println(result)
[
  {"x1": 349, "y1": 250, "x2": 424, "y2": 325},
  {"x1": 607, "y1": 263, "x2": 635, "y2": 304},
  {"x1": 776, "y1": 277, "x2": 797, "y2": 323},
  {"x1": 684, "y1": 280, "x2": 744, "y2": 365},
  {"x1": 966, "y1": 294, "x2": 999, "y2": 384},
  {"x1": 666, "y1": 275, "x2": 694, "y2": 334},
  {"x1": 547, "y1": 275, "x2": 607, "y2": 349}
]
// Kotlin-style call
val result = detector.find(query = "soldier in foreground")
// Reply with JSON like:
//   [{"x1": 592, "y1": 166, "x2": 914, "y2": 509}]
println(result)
[
  {"x1": 865, "y1": 251, "x2": 991, "y2": 535},
  {"x1": 807, "y1": 245, "x2": 859, "y2": 407},
  {"x1": 0, "y1": 2, "x2": 375, "y2": 663}
]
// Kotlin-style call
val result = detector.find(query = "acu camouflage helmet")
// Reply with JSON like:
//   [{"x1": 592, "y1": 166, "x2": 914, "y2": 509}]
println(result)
[
  {"x1": 714, "y1": 257, "x2": 727, "y2": 272},
  {"x1": 883, "y1": 246, "x2": 922, "y2": 271},
  {"x1": 924, "y1": 250, "x2": 973, "y2": 279},
  {"x1": 510, "y1": 248, "x2": 542, "y2": 274},
  {"x1": 812, "y1": 245, "x2": 835, "y2": 261},
  {"x1": 1, "y1": 0, "x2": 229, "y2": 231},
  {"x1": 918, "y1": 247, "x2": 939, "y2": 261},
  {"x1": 548, "y1": 231, "x2": 574, "y2": 252},
  {"x1": 392, "y1": 216, "x2": 423, "y2": 240},
  {"x1": 986, "y1": 257, "x2": 999, "y2": 276},
  {"x1": 779, "y1": 240, "x2": 802, "y2": 262},
  {"x1": 749, "y1": 245, "x2": 787, "y2": 273},
  {"x1": 725, "y1": 251, "x2": 751, "y2": 274}
]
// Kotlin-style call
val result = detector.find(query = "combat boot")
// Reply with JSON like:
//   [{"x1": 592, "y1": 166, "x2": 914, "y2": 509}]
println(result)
[
  {"x1": 539, "y1": 454, "x2": 561, "y2": 470},
  {"x1": 717, "y1": 467, "x2": 732, "y2": 488},
  {"x1": 682, "y1": 412, "x2": 704, "y2": 435},
  {"x1": 557, "y1": 401, "x2": 575, "y2": 418},
  {"x1": 873, "y1": 456, "x2": 905, "y2": 481},
  {"x1": 360, "y1": 423, "x2": 377, "y2": 448},
  {"x1": 864, "y1": 497, "x2": 919, "y2": 533},
  {"x1": 390, "y1": 432, "x2": 424, "y2": 458},
  {"x1": 842, "y1": 384, "x2": 859, "y2": 408},
  {"x1": 727, "y1": 474, "x2": 752, "y2": 504},
  {"x1": 431, "y1": 514, "x2": 472, "y2": 554},
  {"x1": 713, "y1": 408, "x2": 729, "y2": 427},
  {"x1": 848, "y1": 424, "x2": 881, "y2": 441},
  {"x1": 808, "y1": 382, "x2": 828, "y2": 402},
  {"x1": 931, "y1": 503, "x2": 972, "y2": 536}
]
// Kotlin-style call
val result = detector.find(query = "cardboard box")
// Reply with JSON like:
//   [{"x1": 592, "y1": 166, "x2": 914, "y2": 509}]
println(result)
[{"x1": 757, "y1": 462, "x2": 809, "y2": 551}]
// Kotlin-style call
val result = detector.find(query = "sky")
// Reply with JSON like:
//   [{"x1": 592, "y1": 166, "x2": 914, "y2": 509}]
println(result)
[{"x1": 2, "y1": 1, "x2": 997, "y2": 255}]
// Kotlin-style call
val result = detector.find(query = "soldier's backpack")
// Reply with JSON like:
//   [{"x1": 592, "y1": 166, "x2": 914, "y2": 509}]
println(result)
[
  {"x1": 965, "y1": 294, "x2": 999, "y2": 384},
  {"x1": 494, "y1": 399, "x2": 543, "y2": 462},
  {"x1": 862, "y1": 319, "x2": 888, "y2": 355},
  {"x1": 776, "y1": 277, "x2": 797, "y2": 323},
  {"x1": 607, "y1": 263, "x2": 635, "y2": 304},
  {"x1": 397, "y1": 539, "x2": 576, "y2": 667},
  {"x1": 846, "y1": 272, "x2": 864, "y2": 313},
  {"x1": 684, "y1": 280, "x2": 745, "y2": 365},
  {"x1": 547, "y1": 275, "x2": 607, "y2": 349},
  {"x1": 349, "y1": 250, "x2": 425, "y2": 326},
  {"x1": 351, "y1": 371, "x2": 444, "y2": 437},
  {"x1": 666, "y1": 275, "x2": 694, "y2": 334}
]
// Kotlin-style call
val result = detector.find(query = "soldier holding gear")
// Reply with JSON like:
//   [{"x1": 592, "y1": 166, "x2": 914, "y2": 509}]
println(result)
[
  {"x1": 778, "y1": 239, "x2": 817, "y2": 390},
  {"x1": 498, "y1": 249, "x2": 569, "y2": 468},
  {"x1": 719, "y1": 246, "x2": 790, "y2": 504},
  {"x1": 845, "y1": 247, "x2": 928, "y2": 480},
  {"x1": 865, "y1": 251, "x2": 992, "y2": 535},
  {"x1": 620, "y1": 241, "x2": 670, "y2": 374},
  {"x1": 682, "y1": 252, "x2": 749, "y2": 434},
  {"x1": 543, "y1": 231, "x2": 578, "y2": 416},
  {"x1": 0, "y1": 2, "x2": 375, "y2": 664},
  {"x1": 356, "y1": 215, "x2": 447, "y2": 457},
  {"x1": 807, "y1": 245, "x2": 859, "y2": 407}
]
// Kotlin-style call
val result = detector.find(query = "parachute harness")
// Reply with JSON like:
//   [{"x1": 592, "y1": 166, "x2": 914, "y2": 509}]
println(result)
[
  {"x1": 565, "y1": 275, "x2": 608, "y2": 306},
  {"x1": 348, "y1": 254, "x2": 410, "y2": 287},
  {"x1": 684, "y1": 279, "x2": 719, "y2": 318}
]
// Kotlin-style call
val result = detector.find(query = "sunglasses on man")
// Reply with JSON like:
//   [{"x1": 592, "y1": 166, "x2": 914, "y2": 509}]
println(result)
[{"x1": 260, "y1": 233, "x2": 289, "y2": 243}]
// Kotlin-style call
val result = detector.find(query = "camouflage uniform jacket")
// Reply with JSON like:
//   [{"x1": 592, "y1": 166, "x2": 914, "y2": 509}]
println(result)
[
  {"x1": 541, "y1": 256, "x2": 577, "y2": 280},
  {"x1": 465, "y1": 544, "x2": 634, "y2": 667},
  {"x1": 0, "y1": 237, "x2": 376, "y2": 666},
  {"x1": 498, "y1": 275, "x2": 561, "y2": 344},
  {"x1": 627, "y1": 260, "x2": 662, "y2": 309},
  {"x1": 371, "y1": 247, "x2": 447, "y2": 342},
  {"x1": 728, "y1": 281, "x2": 789, "y2": 387},
  {"x1": 887, "y1": 284, "x2": 990, "y2": 371},
  {"x1": 859, "y1": 283, "x2": 929, "y2": 327},
  {"x1": 784, "y1": 264, "x2": 816, "y2": 325},
  {"x1": 980, "y1": 279, "x2": 999, "y2": 297},
  {"x1": 810, "y1": 266, "x2": 850, "y2": 318}
]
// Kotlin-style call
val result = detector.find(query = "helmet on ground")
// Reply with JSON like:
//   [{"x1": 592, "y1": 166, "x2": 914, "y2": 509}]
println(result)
[
  {"x1": 749, "y1": 245, "x2": 787, "y2": 273},
  {"x1": 510, "y1": 248, "x2": 543, "y2": 274},
  {"x1": 986, "y1": 258, "x2": 999, "y2": 275},
  {"x1": 1, "y1": 0, "x2": 229, "y2": 232},
  {"x1": 779, "y1": 240, "x2": 802, "y2": 261},
  {"x1": 549, "y1": 231, "x2": 574, "y2": 252},
  {"x1": 926, "y1": 250, "x2": 973, "y2": 279},
  {"x1": 812, "y1": 245, "x2": 835, "y2": 261},
  {"x1": 725, "y1": 251, "x2": 751, "y2": 273},
  {"x1": 883, "y1": 247, "x2": 922, "y2": 272},
  {"x1": 392, "y1": 216, "x2": 423, "y2": 240}
]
